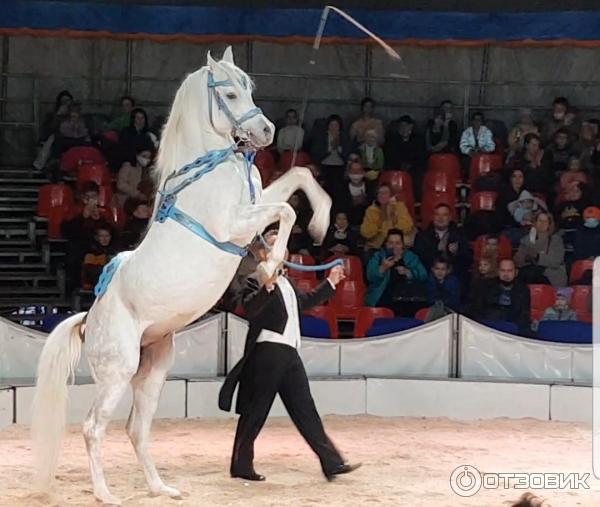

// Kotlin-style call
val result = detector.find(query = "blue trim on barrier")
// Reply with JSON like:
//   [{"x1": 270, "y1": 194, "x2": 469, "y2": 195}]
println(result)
[{"x1": 3, "y1": 2, "x2": 600, "y2": 41}]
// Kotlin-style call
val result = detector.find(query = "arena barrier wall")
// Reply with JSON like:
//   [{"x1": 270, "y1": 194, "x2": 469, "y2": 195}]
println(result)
[{"x1": 459, "y1": 316, "x2": 592, "y2": 383}]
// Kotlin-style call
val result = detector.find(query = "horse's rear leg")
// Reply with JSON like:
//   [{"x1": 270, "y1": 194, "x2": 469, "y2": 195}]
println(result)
[{"x1": 127, "y1": 334, "x2": 181, "y2": 499}]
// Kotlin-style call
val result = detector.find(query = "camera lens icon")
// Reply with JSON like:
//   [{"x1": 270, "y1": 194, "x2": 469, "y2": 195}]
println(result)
[{"x1": 450, "y1": 465, "x2": 482, "y2": 497}]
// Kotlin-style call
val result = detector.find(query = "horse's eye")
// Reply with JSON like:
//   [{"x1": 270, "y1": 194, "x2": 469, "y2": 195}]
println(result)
[{"x1": 226, "y1": 93, "x2": 237, "y2": 100}]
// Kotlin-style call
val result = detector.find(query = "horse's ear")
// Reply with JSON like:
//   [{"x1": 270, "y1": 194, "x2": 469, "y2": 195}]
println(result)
[
  {"x1": 207, "y1": 50, "x2": 218, "y2": 71},
  {"x1": 222, "y1": 46, "x2": 235, "y2": 65}
]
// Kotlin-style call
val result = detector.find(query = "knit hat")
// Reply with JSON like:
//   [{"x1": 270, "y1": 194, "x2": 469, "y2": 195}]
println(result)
[
  {"x1": 556, "y1": 287, "x2": 573, "y2": 302},
  {"x1": 583, "y1": 206, "x2": 600, "y2": 221}
]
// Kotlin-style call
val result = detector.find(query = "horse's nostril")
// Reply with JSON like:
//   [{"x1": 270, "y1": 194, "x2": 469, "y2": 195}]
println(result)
[{"x1": 263, "y1": 125, "x2": 272, "y2": 136}]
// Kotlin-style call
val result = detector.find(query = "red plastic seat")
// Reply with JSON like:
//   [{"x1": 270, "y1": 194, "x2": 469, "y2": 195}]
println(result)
[
  {"x1": 304, "y1": 305, "x2": 339, "y2": 338},
  {"x1": 325, "y1": 255, "x2": 364, "y2": 285},
  {"x1": 102, "y1": 130, "x2": 119, "y2": 144},
  {"x1": 294, "y1": 278, "x2": 318, "y2": 292},
  {"x1": 279, "y1": 150, "x2": 312, "y2": 171},
  {"x1": 570, "y1": 259, "x2": 594, "y2": 284},
  {"x1": 415, "y1": 307, "x2": 430, "y2": 321},
  {"x1": 379, "y1": 171, "x2": 415, "y2": 218},
  {"x1": 37, "y1": 183, "x2": 74, "y2": 217},
  {"x1": 420, "y1": 192, "x2": 458, "y2": 227},
  {"x1": 470, "y1": 191, "x2": 498, "y2": 213},
  {"x1": 423, "y1": 169, "x2": 458, "y2": 193},
  {"x1": 47, "y1": 206, "x2": 69, "y2": 239},
  {"x1": 77, "y1": 163, "x2": 112, "y2": 192},
  {"x1": 427, "y1": 153, "x2": 461, "y2": 181},
  {"x1": 354, "y1": 307, "x2": 394, "y2": 337},
  {"x1": 287, "y1": 254, "x2": 317, "y2": 281},
  {"x1": 473, "y1": 234, "x2": 513, "y2": 264},
  {"x1": 254, "y1": 149, "x2": 276, "y2": 185},
  {"x1": 469, "y1": 153, "x2": 503, "y2": 185},
  {"x1": 328, "y1": 280, "x2": 366, "y2": 320},
  {"x1": 60, "y1": 146, "x2": 106, "y2": 174},
  {"x1": 529, "y1": 284, "x2": 556, "y2": 321},
  {"x1": 571, "y1": 285, "x2": 592, "y2": 323}
]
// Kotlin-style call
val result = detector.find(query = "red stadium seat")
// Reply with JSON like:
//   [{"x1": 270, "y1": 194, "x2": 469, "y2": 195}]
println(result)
[
  {"x1": 427, "y1": 153, "x2": 461, "y2": 181},
  {"x1": 570, "y1": 259, "x2": 594, "y2": 284},
  {"x1": 325, "y1": 255, "x2": 364, "y2": 285},
  {"x1": 47, "y1": 206, "x2": 69, "y2": 239},
  {"x1": 423, "y1": 169, "x2": 458, "y2": 193},
  {"x1": 294, "y1": 278, "x2": 318, "y2": 292},
  {"x1": 37, "y1": 183, "x2": 74, "y2": 217},
  {"x1": 279, "y1": 150, "x2": 312, "y2": 171},
  {"x1": 287, "y1": 254, "x2": 317, "y2": 282},
  {"x1": 414, "y1": 307, "x2": 430, "y2": 321},
  {"x1": 77, "y1": 163, "x2": 112, "y2": 192},
  {"x1": 379, "y1": 171, "x2": 415, "y2": 218},
  {"x1": 473, "y1": 234, "x2": 513, "y2": 264},
  {"x1": 304, "y1": 305, "x2": 339, "y2": 338},
  {"x1": 469, "y1": 153, "x2": 503, "y2": 185},
  {"x1": 529, "y1": 284, "x2": 556, "y2": 321},
  {"x1": 328, "y1": 280, "x2": 366, "y2": 320},
  {"x1": 470, "y1": 191, "x2": 498, "y2": 213},
  {"x1": 571, "y1": 285, "x2": 592, "y2": 323},
  {"x1": 60, "y1": 146, "x2": 106, "y2": 174},
  {"x1": 354, "y1": 307, "x2": 394, "y2": 337},
  {"x1": 254, "y1": 149, "x2": 276, "y2": 185},
  {"x1": 420, "y1": 192, "x2": 458, "y2": 227},
  {"x1": 102, "y1": 130, "x2": 119, "y2": 144}
]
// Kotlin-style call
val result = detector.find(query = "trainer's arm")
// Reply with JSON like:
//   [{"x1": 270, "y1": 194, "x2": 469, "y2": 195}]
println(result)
[
  {"x1": 241, "y1": 276, "x2": 274, "y2": 318},
  {"x1": 295, "y1": 280, "x2": 336, "y2": 312}
]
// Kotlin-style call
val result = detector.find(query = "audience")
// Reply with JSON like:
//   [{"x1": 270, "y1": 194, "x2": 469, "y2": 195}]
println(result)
[
  {"x1": 365, "y1": 228, "x2": 427, "y2": 316},
  {"x1": 539, "y1": 287, "x2": 578, "y2": 325},
  {"x1": 459, "y1": 111, "x2": 495, "y2": 157},
  {"x1": 55, "y1": 103, "x2": 90, "y2": 156},
  {"x1": 506, "y1": 108, "x2": 539, "y2": 162},
  {"x1": 360, "y1": 183, "x2": 415, "y2": 252},
  {"x1": 321, "y1": 211, "x2": 359, "y2": 257},
  {"x1": 426, "y1": 256, "x2": 461, "y2": 310},
  {"x1": 513, "y1": 211, "x2": 567, "y2": 286},
  {"x1": 333, "y1": 161, "x2": 370, "y2": 225},
  {"x1": 573, "y1": 206, "x2": 600, "y2": 260},
  {"x1": 80, "y1": 225, "x2": 118, "y2": 289},
  {"x1": 115, "y1": 143, "x2": 155, "y2": 206},
  {"x1": 276, "y1": 108, "x2": 304, "y2": 154},
  {"x1": 555, "y1": 181, "x2": 589, "y2": 231},
  {"x1": 358, "y1": 128, "x2": 385, "y2": 175},
  {"x1": 545, "y1": 127, "x2": 573, "y2": 175},
  {"x1": 350, "y1": 97, "x2": 385, "y2": 146},
  {"x1": 425, "y1": 108, "x2": 458, "y2": 155},
  {"x1": 120, "y1": 198, "x2": 151, "y2": 250},
  {"x1": 119, "y1": 107, "x2": 158, "y2": 165},
  {"x1": 542, "y1": 96, "x2": 576, "y2": 144},
  {"x1": 385, "y1": 115, "x2": 426, "y2": 173},
  {"x1": 108, "y1": 96, "x2": 135, "y2": 132},
  {"x1": 495, "y1": 169, "x2": 528, "y2": 228}
]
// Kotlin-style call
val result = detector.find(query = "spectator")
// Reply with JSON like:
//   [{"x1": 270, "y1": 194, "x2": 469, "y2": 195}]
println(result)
[
  {"x1": 108, "y1": 95, "x2": 135, "y2": 133},
  {"x1": 573, "y1": 206, "x2": 600, "y2": 260},
  {"x1": 538, "y1": 287, "x2": 578, "y2": 327},
  {"x1": 559, "y1": 157, "x2": 588, "y2": 192},
  {"x1": 276, "y1": 108, "x2": 304, "y2": 154},
  {"x1": 542, "y1": 96, "x2": 577, "y2": 144},
  {"x1": 459, "y1": 111, "x2": 495, "y2": 156},
  {"x1": 413, "y1": 203, "x2": 470, "y2": 276},
  {"x1": 287, "y1": 192, "x2": 312, "y2": 255},
  {"x1": 466, "y1": 259, "x2": 531, "y2": 335},
  {"x1": 120, "y1": 198, "x2": 151, "y2": 250},
  {"x1": 481, "y1": 234, "x2": 506, "y2": 266},
  {"x1": 425, "y1": 108, "x2": 458, "y2": 155},
  {"x1": 514, "y1": 211, "x2": 567, "y2": 286},
  {"x1": 119, "y1": 107, "x2": 159, "y2": 164},
  {"x1": 360, "y1": 183, "x2": 415, "y2": 252},
  {"x1": 81, "y1": 225, "x2": 118, "y2": 289},
  {"x1": 115, "y1": 144, "x2": 155, "y2": 206},
  {"x1": 40, "y1": 90, "x2": 73, "y2": 142},
  {"x1": 321, "y1": 211, "x2": 359, "y2": 257},
  {"x1": 496, "y1": 169, "x2": 528, "y2": 228},
  {"x1": 505, "y1": 190, "x2": 548, "y2": 245},
  {"x1": 573, "y1": 120, "x2": 597, "y2": 170},
  {"x1": 54, "y1": 103, "x2": 90, "y2": 156},
  {"x1": 545, "y1": 128, "x2": 573, "y2": 176},
  {"x1": 385, "y1": 114, "x2": 426, "y2": 170},
  {"x1": 426, "y1": 256, "x2": 461, "y2": 310},
  {"x1": 510, "y1": 133, "x2": 553, "y2": 196},
  {"x1": 439, "y1": 99, "x2": 460, "y2": 135},
  {"x1": 555, "y1": 181, "x2": 590, "y2": 231},
  {"x1": 358, "y1": 128, "x2": 385, "y2": 175},
  {"x1": 307, "y1": 114, "x2": 350, "y2": 196},
  {"x1": 350, "y1": 97, "x2": 385, "y2": 146},
  {"x1": 333, "y1": 161, "x2": 370, "y2": 226},
  {"x1": 365, "y1": 228, "x2": 427, "y2": 315},
  {"x1": 506, "y1": 108, "x2": 539, "y2": 162}
]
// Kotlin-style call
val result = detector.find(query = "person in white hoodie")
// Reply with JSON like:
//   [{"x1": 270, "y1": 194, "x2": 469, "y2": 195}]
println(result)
[{"x1": 460, "y1": 111, "x2": 495, "y2": 155}]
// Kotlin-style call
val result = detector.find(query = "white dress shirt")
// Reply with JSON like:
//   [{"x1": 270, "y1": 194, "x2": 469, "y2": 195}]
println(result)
[{"x1": 256, "y1": 276, "x2": 302, "y2": 349}]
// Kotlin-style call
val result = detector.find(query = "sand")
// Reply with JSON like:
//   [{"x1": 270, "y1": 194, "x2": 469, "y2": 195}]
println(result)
[{"x1": 1, "y1": 415, "x2": 599, "y2": 507}]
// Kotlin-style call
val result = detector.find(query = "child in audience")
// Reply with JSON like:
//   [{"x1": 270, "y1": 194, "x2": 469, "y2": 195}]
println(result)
[
  {"x1": 426, "y1": 256, "x2": 461, "y2": 310},
  {"x1": 505, "y1": 190, "x2": 547, "y2": 246},
  {"x1": 321, "y1": 211, "x2": 359, "y2": 257},
  {"x1": 81, "y1": 225, "x2": 118, "y2": 290},
  {"x1": 535, "y1": 287, "x2": 578, "y2": 330}
]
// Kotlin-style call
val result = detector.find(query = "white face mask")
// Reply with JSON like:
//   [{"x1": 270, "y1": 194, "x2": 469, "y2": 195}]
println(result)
[
  {"x1": 137, "y1": 156, "x2": 151, "y2": 168},
  {"x1": 349, "y1": 174, "x2": 364, "y2": 184}
]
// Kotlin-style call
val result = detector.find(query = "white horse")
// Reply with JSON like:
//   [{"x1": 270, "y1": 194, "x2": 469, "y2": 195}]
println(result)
[{"x1": 31, "y1": 46, "x2": 332, "y2": 505}]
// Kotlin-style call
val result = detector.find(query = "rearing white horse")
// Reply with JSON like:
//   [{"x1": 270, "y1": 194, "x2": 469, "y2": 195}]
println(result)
[{"x1": 31, "y1": 47, "x2": 332, "y2": 505}]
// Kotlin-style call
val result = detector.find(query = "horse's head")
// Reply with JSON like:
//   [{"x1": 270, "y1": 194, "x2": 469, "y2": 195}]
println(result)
[{"x1": 201, "y1": 47, "x2": 274, "y2": 147}]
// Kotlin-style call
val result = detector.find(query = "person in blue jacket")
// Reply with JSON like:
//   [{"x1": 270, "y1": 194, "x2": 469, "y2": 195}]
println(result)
[
  {"x1": 426, "y1": 256, "x2": 461, "y2": 311},
  {"x1": 366, "y1": 228, "x2": 427, "y2": 315}
]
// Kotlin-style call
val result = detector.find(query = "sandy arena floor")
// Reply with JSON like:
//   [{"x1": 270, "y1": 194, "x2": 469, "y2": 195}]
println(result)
[{"x1": 0, "y1": 415, "x2": 599, "y2": 507}]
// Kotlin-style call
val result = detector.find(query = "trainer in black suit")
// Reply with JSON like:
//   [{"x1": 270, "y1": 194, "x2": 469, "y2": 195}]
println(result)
[{"x1": 219, "y1": 232, "x2": 360, "y2": 482}]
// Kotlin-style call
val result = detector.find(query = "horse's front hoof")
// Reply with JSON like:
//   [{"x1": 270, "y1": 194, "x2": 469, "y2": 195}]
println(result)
[
  {"x1": 150, "y1": 484, "x2": 182, "y2": 499},
  {"x1": 95, "y1": 492, "x2": 122, "y2": 506}
]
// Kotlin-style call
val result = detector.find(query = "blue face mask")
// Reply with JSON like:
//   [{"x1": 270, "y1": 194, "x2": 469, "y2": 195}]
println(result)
[{"x1": 584, "y1": 217, "x2": 599, "y2": 228}]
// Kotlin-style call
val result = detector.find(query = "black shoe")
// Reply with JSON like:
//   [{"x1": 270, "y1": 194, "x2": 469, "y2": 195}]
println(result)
[
  {"x1": 231, "y1": 471, "x2": 266, "y2": 481},
  {"x1": 325, "y1": 462, "x2": 362, "y2": 481}
]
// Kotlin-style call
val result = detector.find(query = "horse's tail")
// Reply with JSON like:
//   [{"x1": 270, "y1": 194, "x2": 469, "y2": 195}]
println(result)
[{"x1": 31, "y1": 312, "x2": 86, "y2": 490}]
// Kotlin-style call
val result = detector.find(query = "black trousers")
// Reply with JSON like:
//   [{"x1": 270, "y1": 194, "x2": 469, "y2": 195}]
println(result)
[{"x1": 231, "y1": 342, "x2": 343, "y2": 476}]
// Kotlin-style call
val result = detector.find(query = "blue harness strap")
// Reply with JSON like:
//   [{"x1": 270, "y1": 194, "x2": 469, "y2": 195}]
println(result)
[{"x1": 94, "y1": 252, "x2": 125, "y2": 298}]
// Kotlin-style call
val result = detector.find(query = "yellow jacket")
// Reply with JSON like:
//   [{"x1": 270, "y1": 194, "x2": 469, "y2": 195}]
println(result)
[{"x1": 360, "y1": 201, "x2": 414, "y2": 249}]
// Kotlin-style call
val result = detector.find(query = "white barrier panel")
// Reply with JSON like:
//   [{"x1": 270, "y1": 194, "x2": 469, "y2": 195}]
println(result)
[
  {"x1": 572, "y1": 346, "x2": 593, "y2": 383},
  {"x1": 340, "y1": 316, "x2": 453, "y2": 377},
  {"x1": 366, "y1": 377, "x2": 550, "y2": 420},
  {"x1": 0, "y1": 317, "x2": 46, "y2": 379},
  {"x1": 550, "y1": 385, "x2": 592, "y2": 423},
  {"x1": 460, "y1": 317, "x2": 577, "y2": 381},
  {"x1": 0, "y1": 387, "x2": 13, "y2": 427},
  {"x1": 187, "y1": 379, "x2": 231, "y2": 419},
  {"x1": 227, "y1": 314, "x2": 342, "y2": 377},
  {"x1": 15, "y1": 379, "x2": 186, "y2": 424},
  {"x1": 171, "y1": 314, "x2": 222, "y2": 377}
]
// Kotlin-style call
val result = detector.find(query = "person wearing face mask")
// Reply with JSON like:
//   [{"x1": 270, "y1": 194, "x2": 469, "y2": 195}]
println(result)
[
  {"x1": 573, "y1": 206, "x2": 600, "y2": 261},
  {"x1": 115, "y1": 145, "x2": 155, "y2": 207},
  {"x1": 542, "y1": 96, "x2": 578, "y2": 145},
  {"x1": 360, "y1": 183, "x2": 415, "y2": 252}
]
